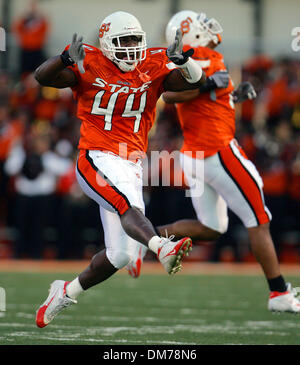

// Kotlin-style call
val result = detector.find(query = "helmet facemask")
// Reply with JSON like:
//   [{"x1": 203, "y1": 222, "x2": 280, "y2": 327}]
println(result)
[
  {"x1": 197, "y1": 13, "x2": 223, "y2": 47},
  {"x1": 100, "y1": 31, "x2": 147, "y2": 72}
]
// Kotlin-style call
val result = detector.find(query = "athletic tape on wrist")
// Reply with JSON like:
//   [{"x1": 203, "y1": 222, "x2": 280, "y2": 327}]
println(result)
[{"x1": 176, "y1": 57, "x2": 203, "y2": 83}]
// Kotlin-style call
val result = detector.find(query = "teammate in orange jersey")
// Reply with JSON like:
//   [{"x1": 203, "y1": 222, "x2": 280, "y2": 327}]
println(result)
[
  {"x1": 128, "y1": 10, "x2": 300, "y2": 313},
  {"x1": 34, "y1": 11, "x2": 207, "y2": 328}
]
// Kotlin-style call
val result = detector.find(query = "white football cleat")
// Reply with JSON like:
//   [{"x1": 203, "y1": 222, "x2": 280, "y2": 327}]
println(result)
[
  {"x1": 36, "y1": 280, "x2": 77, "y2": 328},
  {"x1": 126, "y1": 246, "x2": 146, "y2": 278},
  {"x1": 157, "y1": 236, "x2": 192, "y2": 275},
  {"x1": 268, "y1": 283, "x2": 300, "y2": 313}
]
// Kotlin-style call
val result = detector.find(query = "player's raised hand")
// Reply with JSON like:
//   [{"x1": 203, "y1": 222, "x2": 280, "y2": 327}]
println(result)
[
  {"x1": 68, "y1": 33, "x2": 86, "y2": 74},
  {"x1": 233, "y1": 81, "x2": 257, "y2": 103},
  {"x1": 166, "y1": 28, "x2": 194, "y2": 65}
]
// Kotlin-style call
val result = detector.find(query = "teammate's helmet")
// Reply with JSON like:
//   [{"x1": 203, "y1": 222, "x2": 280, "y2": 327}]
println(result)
[
  {"x1": 99, "y1": 11, "x2": 147, "y2": 72},
  {"x1": 165, "y1": 10, "x2": 223, "y2": 48}
]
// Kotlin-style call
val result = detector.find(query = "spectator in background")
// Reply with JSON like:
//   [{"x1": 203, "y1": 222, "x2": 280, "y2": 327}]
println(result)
[
  {"x1": 10, "y1": 73, "x2": 40, "y2": 116},
  {"x1": 33, "y1": 86, "x2": 75, "y2": 123},
  {"x1": 0, "y1": 104, "x2": 24, "y2": 227},
  {"x1": 12, "y1": 0, "x2": 49, "y2": 76},
  {"x1": 239, "y1": 54, "x2": 273, "y2": 131},
  {"x1": 0, "y1": 71, "x2": 12, "y2": 106},
  {"x1": 4, "y1": 130, "x2": 72, "y2": 258},
  {"x1": 253, "y1": 58, "x2": 300, "y2": 131},
  {"x1": 253, "y1": 124, "x2": 290, "y2": 255}
]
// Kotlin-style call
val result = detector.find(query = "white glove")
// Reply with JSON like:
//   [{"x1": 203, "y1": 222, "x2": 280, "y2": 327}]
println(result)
[
  {"x1": 233, "y1": 82, "x2": 257, "y2": 103},
  {"x1": 68, "y1": 33, "x2": 86, "y2": 74},
  {"x1": 166, "y1": 28, "x2": 194, "y2": 65}
]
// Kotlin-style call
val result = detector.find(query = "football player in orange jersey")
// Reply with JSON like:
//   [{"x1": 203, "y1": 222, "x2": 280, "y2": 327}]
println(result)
[
  {"x1": 34, "y1": 11, "x2": 208, "y2": 328},
  {"x1": 128, "y1": 10, "x2": 300, "y2": 313}
]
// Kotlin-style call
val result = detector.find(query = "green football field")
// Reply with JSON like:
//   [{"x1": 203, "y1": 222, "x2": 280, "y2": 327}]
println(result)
[{"x1": 1, "y1": 270, "x2": 300, "y2": 346}]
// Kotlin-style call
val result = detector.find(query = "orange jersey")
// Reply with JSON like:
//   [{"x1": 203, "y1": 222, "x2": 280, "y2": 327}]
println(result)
[
  {"x1": 66, "y1": 44, "x2": 171, "y2": 160},
  {"x1": 177, "y1": 46, "x2": 235, "y2": 158}
]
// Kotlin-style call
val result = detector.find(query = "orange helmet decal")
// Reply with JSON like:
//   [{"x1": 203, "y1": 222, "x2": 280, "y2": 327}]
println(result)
[
  {"x1": 180, "y1": 17, "x2": 192, "y2": 35},
  {"x1": 99, "y1": 22, "x2": 111, "y2": 38}
]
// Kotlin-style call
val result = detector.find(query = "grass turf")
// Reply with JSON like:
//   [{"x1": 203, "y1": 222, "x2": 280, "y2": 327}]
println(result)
[{"x1": 0, "y1": 272, "x2": 300, "y2": 345}]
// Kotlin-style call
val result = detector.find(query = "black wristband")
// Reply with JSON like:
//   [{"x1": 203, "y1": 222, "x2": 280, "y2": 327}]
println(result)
[
  {"x1": 60, "y1": 50, "x2": 75, "y2": 67},
  {"x1": 198, "y1": 76, "x2": 217, "y2": 93}
]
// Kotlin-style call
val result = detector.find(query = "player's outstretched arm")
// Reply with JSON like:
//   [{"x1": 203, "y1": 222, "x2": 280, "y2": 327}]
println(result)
[
  {"x1": 35, "y1": 33, "x2": 85, "y2": 89},
  {"x1": 199, "y1": 71, "x2": 229, "y2": 93},
  {"x1": 162, "y1": 70, "x2": 230, "y2": 103},
  {"x1": 35, "y1": 55, "x2": 78, "y2": 88},
  {"x1": 162, "y1": 89, "x2": 199, "y2": 104},
  {"x1": 163, "y1": 29, "x2": 206, "y2": 92}
]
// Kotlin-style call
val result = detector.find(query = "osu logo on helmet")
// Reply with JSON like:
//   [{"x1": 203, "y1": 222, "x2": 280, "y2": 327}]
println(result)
[
  {"x1": 180, "y1": 17, "x2": 192, "y2": 35},
  {"x1": 99, "y1": 22, "x2": 111, "y2": 38}
]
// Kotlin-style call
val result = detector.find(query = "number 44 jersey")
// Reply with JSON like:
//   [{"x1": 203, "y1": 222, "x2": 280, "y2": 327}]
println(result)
[{"x1": 65, "y1": 44, "x2": 172, "y2": 161}]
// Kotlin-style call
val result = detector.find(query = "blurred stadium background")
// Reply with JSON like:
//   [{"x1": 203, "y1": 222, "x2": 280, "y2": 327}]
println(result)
[{"x1": 0, "y1": 0, "x2": 300, "y2": 265}]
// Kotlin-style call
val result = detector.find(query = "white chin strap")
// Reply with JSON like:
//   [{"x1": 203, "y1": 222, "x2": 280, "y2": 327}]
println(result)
[{"x1": 116, "y1": 60, "x2": 137, "y2": 72}]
